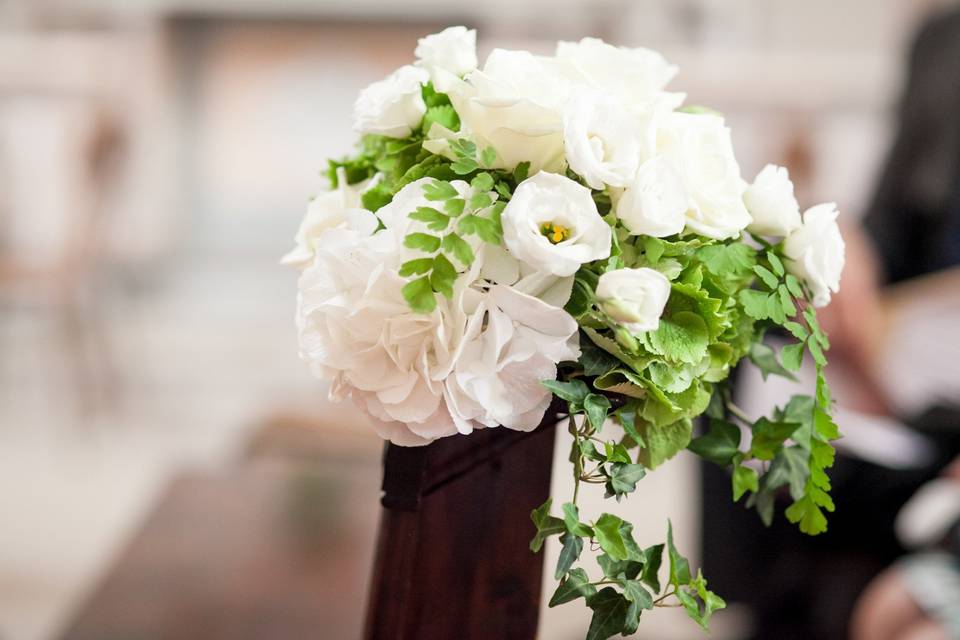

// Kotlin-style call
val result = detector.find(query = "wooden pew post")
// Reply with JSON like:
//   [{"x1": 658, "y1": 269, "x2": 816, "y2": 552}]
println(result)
[{"x1": 363, "y1": 404, "x2": 560, "y2": 640}]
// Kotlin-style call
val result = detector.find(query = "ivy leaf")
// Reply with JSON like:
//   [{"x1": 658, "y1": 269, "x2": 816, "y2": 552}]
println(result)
[
  {"x1": 647, "y1": 311, "x2": 709, "y2": 365},
  {"x1": 585, "y1": 588, "x2": 630, "y2": 640},
  {"x1": 404, "y1": 232, "x2": 441, "y2": 253},
  {"x1": 750, "y1": 417, "x2": 802, "y2": 460},
  {"x1": 667, "y1": 521, "x2": 692, "y2": 587},
  {"x1": 688, "y1": 419, "x2": 741, "y2": 466},
  {"x1": 640, "y1": 544, "x2": 664, "y2": 593},
  {"x1": 549, "y1": 568, "x2": 597, "y2": 607},
  {"x1": 556, "y1": 533, "x2": 584, "y2": 579},
  {"x1": 401, "y1": 276, "x2": 436, "y2": 314},
  {"x1": 398, "y1": 257, "x2": 434, "y2": 277},
  {"x1": 620, "y1": 579, "x2": 654, "y2": 611},
  {"x1": 580, "y1": 340, "x2": 619, "y2": 376},
  {"x1": 606, "y1": 463, "x2": 646, "y2": 498},
  {"x1": 584, "y1": 393, "x2": 611, "y2": 431},
  {"x1": 530, "y1": 498, "x2": 565, "y2": 552},
  {"x1": 422, "y1": 180, "x2": 458, "y2": 201},
  {"x1": 603, "y1": 442, "x2": 632, "y2": 464},
  {"x1": 541, "y1": 379, "x2": 590, "y2": 406},
  {"x1": 594, "y1": 513, "x2": 628, "y2": 561},
  {"x1": 562, "y1": 502, "x2": 594, "y2": 537},
  {"x1": 732, "y1": 464, "x2": 759, "y2": 501}
]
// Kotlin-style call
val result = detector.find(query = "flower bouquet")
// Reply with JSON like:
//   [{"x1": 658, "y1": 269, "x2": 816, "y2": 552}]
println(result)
[{"x1": 285, "y1": 27, "x2": 845, "y2": 638}]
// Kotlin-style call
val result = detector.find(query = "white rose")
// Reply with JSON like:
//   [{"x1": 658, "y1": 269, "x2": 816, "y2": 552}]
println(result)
[
  {"x1": 414, "y1": 26, "x2": 477, "y2": 92},
  {"x1": 444, "y1": 49, "x2": 573, "y2": 173},
  {"x1": 596, "y1": 268, "x2": 672, "y2": 333},
  {"x1": 744, "y1": 164, "x2": 802, "y2": 237},
  {"x1": 616, "y1": 156, "x2": 688, "y2": 238},
  {"x1": 353, "y1": 65, "x2": 429, "y2": 138},
  {"x1": 783, "y1": 203, "x2": 846, "y2": 307},
  {"x1": 657, "y1": 112, "x2": 751, "y2": 239},
  {"x1": 502, "y1": 172, "x2": 612, "y2": 277},
  {"x1": 281, "y1": 170, "x2": 376, "y2": 268},
  {"x1": 555, "y1": 37, "x2": 679, "y2": 106},
  {"x1": 563, "y1": 92, "x2": 641, "y2": 190}
]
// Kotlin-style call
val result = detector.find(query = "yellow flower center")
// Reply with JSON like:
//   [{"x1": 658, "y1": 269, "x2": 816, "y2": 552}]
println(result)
[{"x1": 541, "y1": 222, "x2": 571, "y2": 244}]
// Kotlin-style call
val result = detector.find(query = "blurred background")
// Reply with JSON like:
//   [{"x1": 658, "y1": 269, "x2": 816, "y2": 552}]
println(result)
[{"x1": 2, "y1": 0, "x2": 959, "y2": 638}]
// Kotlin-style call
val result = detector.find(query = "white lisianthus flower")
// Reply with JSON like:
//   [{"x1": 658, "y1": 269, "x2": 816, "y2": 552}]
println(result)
[
  {"x1": 784, "y1": 203, "x2": 846, "y2": 307},
  {"x1": 744, "y1": 164, "x2": 802, "y2": 237},
  {"x1": 563, "y1": 92, "x2": 641, "y2": 190},
  {"x1": 414, "y1": 26, "x2": 477, "y2": 92},
  {"x1": 657, "y1": 112, "x2": 751, "y2": 239},
  {"x1": 281, "y1": 170, "x2": 375, "y2": 268},
  {"x1": 444, "y1": 49, "x2": 573, "y2": 173},
  {"x1": 502, "y1": 172, "x2": 612, "y2": 277},
  {"x1": 353, "y1": 65, "x2": 429, "y2": 138},
  {"x1": 596, "y1": 268, "x2": 672, "y2": 333},
  {"x1": 555, "y1": 37, "x2": 678, "y2": 106},
  {"x1": 616, "y1": 156, "x2": 688, "y2": 237}
]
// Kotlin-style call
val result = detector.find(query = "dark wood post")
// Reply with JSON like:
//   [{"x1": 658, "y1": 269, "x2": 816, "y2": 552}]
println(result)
[{"x1": 363, "y1": 402, "x2": 561, "y2": 640}]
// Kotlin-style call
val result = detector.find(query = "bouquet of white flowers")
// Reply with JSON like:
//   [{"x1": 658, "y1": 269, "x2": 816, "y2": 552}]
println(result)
[{"x1": 285, "y1": 26, "x2": 845, "y2": 638}]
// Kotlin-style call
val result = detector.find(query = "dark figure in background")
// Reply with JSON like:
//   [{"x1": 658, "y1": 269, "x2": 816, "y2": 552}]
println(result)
[{"x1": 701, "y1": 7, "x2": 960, "y2": 640}]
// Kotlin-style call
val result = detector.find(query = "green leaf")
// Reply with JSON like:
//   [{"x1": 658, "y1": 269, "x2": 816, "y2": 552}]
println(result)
[
  {"x1": 402, "y1": 276, "x2": 436, "y2": 314},
  {"x1": 606, "y1": 463, "x2": 646, "y2": 497},
  {"x1": 647, "y1": 311, "x2": 709, "y2": 365},
  {"x1": 585, "y1": 588, "x2": 630, "y2": 640},
  {"x1": 785, "y1": 492, "x2": 829, "y2": 535},
  {"x1": 739, "y1": 289, "x2": 771, "y2": 320},
  {"x1": 781, "y1": 341, "x2": 805, "y2": 371},
  {"x1": 470, "y1": 172, "x2": 494, "y2": 192},
  {"x1": 749, "y1": 342, "x2": 798, "y2": 381},
  {"x1": 549, "y1": 568, "x2": 597, "y2": 607},
  {"x1": 603, "y1": 442, "x2": 632, "y2": 464},
  {"x1": 429, "y1": 254, "x2": 456, "y2": 299},
  {"x1": 442, "y1": 232, "x2": 475, "y2": 267},
  {"x1": 636, "y1": 418, "x2": 694, "y2": 469},
  {"x1": 398, "y1": 257, "x2": 434, "y2": 277},
  {"x1": 562, "y1": 502, "x2": 594, "y2": 537},
  {"x1": 444, "y1": 197, "x2": 465, "y2": 215},
  {"x1": 513, "y1": 161, "x2": 530, "y2": 183},
  {"x1": 458, "y1": 214, "x2": 501, "y2": 243},
  {"x1": 361, "y1": 183, "x2": 393, "y2": 211},
  {"x1": 753, "y1": 265, "x2": 779, "y2": 289},
  {"x1": 785, "y1": 273, "x2": 804, "y2": 298},
  {"x1": 621, "y1": 579, "x2": 653, "y2": 610},
  {"x1": 556, "y1": 533, "x2": 584, "y2": 579},
  {"x1": 579, "y1": 439, "x2": 605, "y2": 462},
  {"x1": 404, "y1": 232, "x2": 441, "y2": 253},
  {"x1": 750, "y1": 417, "x2": 802, "y2": 460},
  {"x1": 584, "y1": 394, "x2": 611, "y2": 431},
  {"x1": 667, "y1": 521, "x2": 691, "y2": 587},
  {"x1": 580, "y1": 340, "x2": 619, "y2": 376},
  {"x1": 594, "y1": 513, "x2": 628, "y2": 561},
  {"x1": 640, "y1": 544, "x2": 664, "y2": 593},
  {"x1": 451, "y1": 160, "x2": 478, "y2": 175},
  {"x1": 422, "y1": 180, "x2": 458, "y2": 201},
  {"x1": 783, "y1": 321, "x2": 809, "y2": 341},
  {"x1": 469, "y1": 192, "x2": 494, "y2": 210},
  {"x1": 541, "y1": 379, "x2": 590, "y2": 405},
  {"x1": 732, "y1": 465, "x2": 759, "y2": 501},
  {"x1": 778, "y1": 284, "x2": 797, "y2": 316},
  {"x1": 688, "y1": 419, "x2": 741, "y2": 466},
  {"x1": 767, "y1": 251, "x2": 785, "y2": 276},
  {"x1": 480, "y1": 146, "x2": 498, "y2": 168},
  {"x1": 597, "y1": 554, "x2": 643, "y2": 581},
  {"x1": 697, "y1": 242, "x2": 756, "y2": 278},
  {"x1": 530, "y1": 498, "x2": 566, "y2": 552},
  {"x1": 410, "y1": 206, "x2": 450, "y2": 231},
  {"x1": 765, "y1": 445, "x2": 810, "y2": 500},
  {"x1": 643, "y1": 237, "x2": 666, "y2": 265}
]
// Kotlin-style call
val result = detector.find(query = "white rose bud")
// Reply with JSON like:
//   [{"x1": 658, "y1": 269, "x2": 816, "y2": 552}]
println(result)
[
  {"x1": 616, "y1": 156, "x2": 688, "y2": 237},
  {"x1": 744, "y1": 164, "x2": 802, "y2": 237},
  {"x1": 502, "y1": 172, "x2": 611, "y2": 277},
  {"x1": 353, "y1": 65, "x2": 429, "y2": 138},
  {"x1": 596, "y1": 268, "x2": 672, "y2": 333},
  {"x1": 414, "y1": 26, "x2": 477, "y2": 92},
  {"x1": 563, "y1": 92, "x2": 641, "y2": 190},
  {"x1": 784, "y1": 203, "x2": 846, "y2": 307}
]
